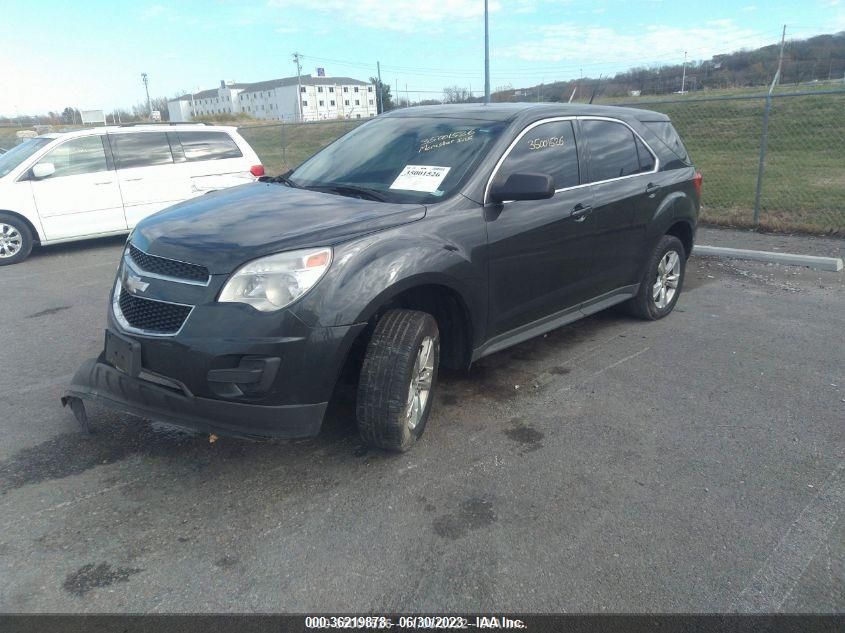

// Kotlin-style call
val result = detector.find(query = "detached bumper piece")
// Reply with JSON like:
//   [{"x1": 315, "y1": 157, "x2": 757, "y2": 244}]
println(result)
[{"x1": 62, "y1": 357, "x2": 326, "y2": 440}]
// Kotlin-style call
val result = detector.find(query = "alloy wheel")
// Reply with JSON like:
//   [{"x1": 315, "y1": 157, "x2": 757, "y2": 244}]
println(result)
[
  {"x1": 406, "y1": 336, "x2": 435, "y2": 430},
  {"x1": 652, "y1": 250, "x2": 681, "y2": 310},
  {"x1": 0, "y1": 223, "x2": 22, "y2": 258}
]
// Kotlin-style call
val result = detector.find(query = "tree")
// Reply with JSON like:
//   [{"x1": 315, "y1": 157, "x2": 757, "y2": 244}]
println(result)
[
  {"x1": 369, "y1": 77, "x2": 394, "y2": 112},
  {"x1": 150, "y1": 97, "x2": 170, "y2": 121},
  {"x1": 61, "y1": 107, "x2": 80, "y2": 124},
  {"x1": 442, "y1": 85, "x2": 471, "y2": 103}
]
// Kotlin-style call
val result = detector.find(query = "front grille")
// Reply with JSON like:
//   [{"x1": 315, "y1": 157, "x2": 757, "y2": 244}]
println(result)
[
  {"x1": 129, "y1": 243, "x2": 209, "y2": 283},
  {"x1": 118, "y1": 289, "x2": 192, "y2": 334}
]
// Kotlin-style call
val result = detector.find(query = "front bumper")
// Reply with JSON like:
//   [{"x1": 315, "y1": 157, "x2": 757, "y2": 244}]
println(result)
[{"x1": 64, "y1": 357, "x2": 327, "y2": 439}]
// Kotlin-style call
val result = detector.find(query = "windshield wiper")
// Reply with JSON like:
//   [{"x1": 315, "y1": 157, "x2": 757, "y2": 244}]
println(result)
[
  {"x1": 304, "y1": 184, "x2": 389, "y2": 202},
  {"x1": 259, "y1": 174, "x2": 299, "y2": 188}
]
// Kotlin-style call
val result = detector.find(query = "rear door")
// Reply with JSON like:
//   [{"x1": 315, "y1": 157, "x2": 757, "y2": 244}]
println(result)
[
  {"x1": 29, "y1": 135, "x2": 126, "y2": 240},
  {"x1": 109, "y1": 131, "x2": 190, "y2": 228},
  {"x1": 485, "y1": 118, "x2": 596, "y2": 338},
  {"x1": 580, "y1": 118, "x2": 658, "y2": 299},
  {"x1": 174, "y1": 130, "x2": 254, "y2": 195}
]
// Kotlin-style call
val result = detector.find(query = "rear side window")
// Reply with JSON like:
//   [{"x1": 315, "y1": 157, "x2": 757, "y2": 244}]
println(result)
[
  {"x1": 499, "y1": 120, "x2": 579, "y2": 189},
  {"x1": 582, "y1": 120, "x2": 643, "y2": 182},
  {"x1": 635, "y1": 136, "x2": 655, "y2": 172},
  {"x1": 111, "y1": 133, "x2": 174, "y2": 169},
  {"x1": 177, "y1": 131, "x2": 242, "y2": 162},
  {"x1": 643, "y1": 121, "x2": 690, "y2": 164},
  {"x1": 36, "y1": 136, "x2": 108, "y2": 178}
]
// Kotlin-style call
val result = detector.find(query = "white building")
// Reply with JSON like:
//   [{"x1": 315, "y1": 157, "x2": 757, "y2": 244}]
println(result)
[{"x1": 168, "y1": 75, "x2": 377, "y2": 123}]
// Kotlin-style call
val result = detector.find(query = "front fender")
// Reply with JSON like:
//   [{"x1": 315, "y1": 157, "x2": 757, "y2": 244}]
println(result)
[{"x1": 292, "y1": 232, "x2": 485, "y2": 339}]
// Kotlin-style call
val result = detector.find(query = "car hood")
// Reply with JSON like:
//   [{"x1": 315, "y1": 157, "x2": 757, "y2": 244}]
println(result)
[{"x1": 131, "y1": 183, "x2": 426, "y2": 274}]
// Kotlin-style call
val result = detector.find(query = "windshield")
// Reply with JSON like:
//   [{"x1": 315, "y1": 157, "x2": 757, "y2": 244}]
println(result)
[
  {"x1": 290, "y1": 116, "x2": 508, "y2": 203},
  {"x1": 0, "y1": 137, "x2": 52, "y2": 179}
]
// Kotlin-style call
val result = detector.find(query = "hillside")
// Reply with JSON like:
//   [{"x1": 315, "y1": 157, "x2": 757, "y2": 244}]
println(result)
[{"x1": 493, "y1": 31, "x2": 845, "y2": 102}]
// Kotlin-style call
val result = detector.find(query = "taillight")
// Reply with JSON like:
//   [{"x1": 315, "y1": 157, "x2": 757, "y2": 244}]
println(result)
[
  {"x1": 250, "y1": 164, "x2": 265, "y2": 177},
  {"x1": 693, "y1": 171, "x2": 703, "y2": 199}
]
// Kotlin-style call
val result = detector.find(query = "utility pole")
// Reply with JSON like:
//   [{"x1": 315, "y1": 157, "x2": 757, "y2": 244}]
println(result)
[
  {"x1": 680, "y1": 51, "x2": 688, "y2": 93},
  {"x1": 293, "y1": 52, "x2": 303, "y2": 122},
  {"x1": 483, "y1": 0, "x2": 490, "y2": 104},
  {"x1": 396, "y1": 79, "x2": 400, "y2": 106},
  {"x1": 376, "y1": 61, "x2": 384, "y2": 113},
  {"x1": 406, "y1": 83, "x2": 409, "y2": 107},
  {"x1": 753, "y1": 25, "x2": 787, "y2": 226},
  {"x1": 774, "y1": 24, "x2": 787, "y2": 89},
  {"x1": 141, "y1": 72, "x2": 151, "y2": 116}
]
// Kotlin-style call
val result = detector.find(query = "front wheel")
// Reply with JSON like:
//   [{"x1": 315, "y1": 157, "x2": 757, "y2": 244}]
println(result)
[
  {"x1": 356, "y1": 309, "x2": 440, "y2": 452},
  {"x1": 623, "y1": 235, "x2": 686, "y2": 320},
  {"x1": 0, "y1": 213, "x2": 33, "y2": 266}
]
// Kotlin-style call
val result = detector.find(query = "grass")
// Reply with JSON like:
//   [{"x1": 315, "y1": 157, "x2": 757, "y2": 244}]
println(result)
[
  {"x1": 236, "y1": 120, "x2": 364, "y2": 174},
  {"x1": 601, "y1": 91, "x2": 845, "y2": 234}
]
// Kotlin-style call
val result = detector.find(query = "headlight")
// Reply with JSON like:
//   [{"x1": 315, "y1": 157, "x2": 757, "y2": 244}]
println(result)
[{"x1": 218, "y1": 247, "x2": 332, "y2": 312}]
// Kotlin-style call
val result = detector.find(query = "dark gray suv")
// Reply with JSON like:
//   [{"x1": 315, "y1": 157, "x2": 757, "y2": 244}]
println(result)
[{"x1": 65, "y1": 103, "x2": 701, "y2": 452}]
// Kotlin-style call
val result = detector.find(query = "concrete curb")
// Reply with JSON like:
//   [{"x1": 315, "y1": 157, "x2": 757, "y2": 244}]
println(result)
[{"x1": 693, "y1": 245, "x2": 844, "y2": 272}]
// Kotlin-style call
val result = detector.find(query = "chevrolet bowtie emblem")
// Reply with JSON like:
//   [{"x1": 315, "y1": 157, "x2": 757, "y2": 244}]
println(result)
[{"x1": 125, "y1": 273, "x2": 150, "y2": 294}]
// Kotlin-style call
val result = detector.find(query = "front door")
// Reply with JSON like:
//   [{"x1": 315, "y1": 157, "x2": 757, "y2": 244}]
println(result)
[
  {"x1": 29, "y1": 135, "x2": 126, "y2": 241},
  {"x1": 485, "y1": 119, "x2": 596, "y2": 338}
]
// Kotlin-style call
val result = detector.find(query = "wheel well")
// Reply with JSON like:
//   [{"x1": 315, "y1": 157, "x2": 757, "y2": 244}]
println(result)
[
  {"x1": 666, "y1": 221, "x2": 693, "y2": 258},
  {"x1": 348, "y1": 284, "x2": 473, "y2": 374},
  {"x1": 0, "y1": 210, "x2": 40, "y2": 245}
]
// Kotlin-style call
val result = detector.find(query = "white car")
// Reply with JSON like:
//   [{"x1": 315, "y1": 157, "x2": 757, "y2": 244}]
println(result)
[{"x1": 0, "y1": 124, "x2": 264, "y2": 265}]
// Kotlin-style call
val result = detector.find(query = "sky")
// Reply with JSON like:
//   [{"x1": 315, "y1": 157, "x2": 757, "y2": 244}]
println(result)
[{"x1": 2, "y1": 0, "x2": 843, "y2": 116}]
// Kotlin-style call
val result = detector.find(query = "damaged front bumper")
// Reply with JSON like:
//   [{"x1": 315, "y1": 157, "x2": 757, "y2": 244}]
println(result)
[{"x1": 62, "y1": 357, "x2": 328, "y2": 440}]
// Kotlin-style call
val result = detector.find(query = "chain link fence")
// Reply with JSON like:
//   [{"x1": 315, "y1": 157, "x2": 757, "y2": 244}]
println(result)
[
  {"x1": 237, "y1": 91, "x2": 845, "y2": 235},
  {"x1": 237, "y1": 118, "x2": 364, "y2": 176},
  {"x1": 618, "y1": 90, "x2": 845, "y2": 234}
]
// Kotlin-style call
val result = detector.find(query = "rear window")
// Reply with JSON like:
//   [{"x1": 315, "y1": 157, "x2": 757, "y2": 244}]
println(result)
[
  {"x1": 643, "y1": 121, "x2": 690, "y2": 164},
  {"x1": 111, "y1": 132, "x2": 174, "y2": 169},
  {"x1": 177, "y1": 131, "x2": 242, "y2": 162}
]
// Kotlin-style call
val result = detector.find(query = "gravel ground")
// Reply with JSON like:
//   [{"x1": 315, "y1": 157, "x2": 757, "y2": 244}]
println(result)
[{"x1": 0, "y1": 232, "x2": 842, "y2": 613}]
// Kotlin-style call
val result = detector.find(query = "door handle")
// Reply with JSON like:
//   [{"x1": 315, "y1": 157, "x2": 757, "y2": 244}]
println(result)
[
  {"x1": 123, "y1": 177, "x2": 143, "y2": 182},
  {"x1": 645, "y1": 182, "x2": 661, "y2": 195},
  {"x1": 94, "y1": 181, "x2": 113, "y2": 185},
  {"x1": 571, "y1": 204, "x2": 592, "y2": 222}
]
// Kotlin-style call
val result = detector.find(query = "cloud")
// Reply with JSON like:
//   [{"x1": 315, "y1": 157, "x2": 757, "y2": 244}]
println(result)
[
  {"x1": 498, "y1": 20, "x2": 769, "y2": 67},
  {"x1": 141, "y1": 4, "x2": 171, "y2": 19},
  {"x1": 266, "y1": 0, "x2": 501, "y2": 31}
]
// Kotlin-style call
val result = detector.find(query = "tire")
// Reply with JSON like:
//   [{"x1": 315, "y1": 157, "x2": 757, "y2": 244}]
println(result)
[
  {"x1": 357, "y1": 309, "x2": 440, "y2": 452},
  {"x1": 0, "y1": 213, "x2": 33, "y2": 266},
  {"x1": 623, "y1": 235, "x2": 686, "y2": 320}
]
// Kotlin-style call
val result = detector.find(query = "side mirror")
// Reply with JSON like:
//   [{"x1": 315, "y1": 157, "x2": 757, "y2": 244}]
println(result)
[
  {"x1": 32, "y1": 163, "x2": 56, "y2": 179},
  {"x1": 489, "y1": 172, "x2": 555, "y2": 203}
]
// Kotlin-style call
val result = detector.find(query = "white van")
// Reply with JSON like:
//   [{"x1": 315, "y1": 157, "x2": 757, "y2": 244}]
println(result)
[{"x1": 0, "y1": 124, "x2": 264, "y2": 265}]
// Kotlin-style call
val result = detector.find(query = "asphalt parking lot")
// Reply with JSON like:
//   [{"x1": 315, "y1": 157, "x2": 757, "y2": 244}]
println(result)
[{"x1": 0, "y1": 234, "x2": 843, "y2": 613}]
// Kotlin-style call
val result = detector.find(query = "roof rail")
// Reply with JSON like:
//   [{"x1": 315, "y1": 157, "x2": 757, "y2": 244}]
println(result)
[{"x1": 117, "y1": 122, "x2": 208, "y2": 127}]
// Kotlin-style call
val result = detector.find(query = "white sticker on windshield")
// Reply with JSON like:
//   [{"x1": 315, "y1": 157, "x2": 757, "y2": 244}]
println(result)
[{"x1": 389, "y1": 165, "x2": 451, "y2": 193}]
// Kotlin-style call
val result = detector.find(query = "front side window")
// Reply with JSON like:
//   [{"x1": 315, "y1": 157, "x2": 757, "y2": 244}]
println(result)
[
  {"x1": 582, "y1": 120, "x2": 643, "y2": 182},
  {"x1": 111, "y1": 132, "x2": 174, "y2": 169},
  {"x1": 0, "y1": 137, "x2": 51, "y2": 178},
  {"x1": 36, "y1": 136, "x2": 108, "y2": 178},
  {"x1": 497, "y1": 120, "x2": 579, "y2": 190}
]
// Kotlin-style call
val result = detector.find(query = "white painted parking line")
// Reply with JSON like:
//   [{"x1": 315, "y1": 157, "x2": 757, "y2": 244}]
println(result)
[{"x1": 732, "y1": 460, "x2": 845, "y2": 612}]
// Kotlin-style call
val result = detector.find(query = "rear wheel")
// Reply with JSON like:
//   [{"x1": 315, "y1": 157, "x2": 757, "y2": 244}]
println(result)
[
  {"x1": 0, "y1": 213, "x2": 33, "y2": 266},
  {"x1": 357, "y1": 309, "x2": 440, "y2": 452},
  {"x1": 623, "y1": 235, "x2": 686, "y2": 320}
]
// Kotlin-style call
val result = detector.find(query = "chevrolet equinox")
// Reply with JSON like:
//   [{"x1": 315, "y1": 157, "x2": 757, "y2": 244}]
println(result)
[{"x1": 64, "y1": 104, "x2": 701, "y2": 452}]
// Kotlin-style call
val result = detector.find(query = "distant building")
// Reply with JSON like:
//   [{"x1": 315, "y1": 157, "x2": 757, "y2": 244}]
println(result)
[{"x1": 168, "y1": 75, "x2": 377, "y2": 123}]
